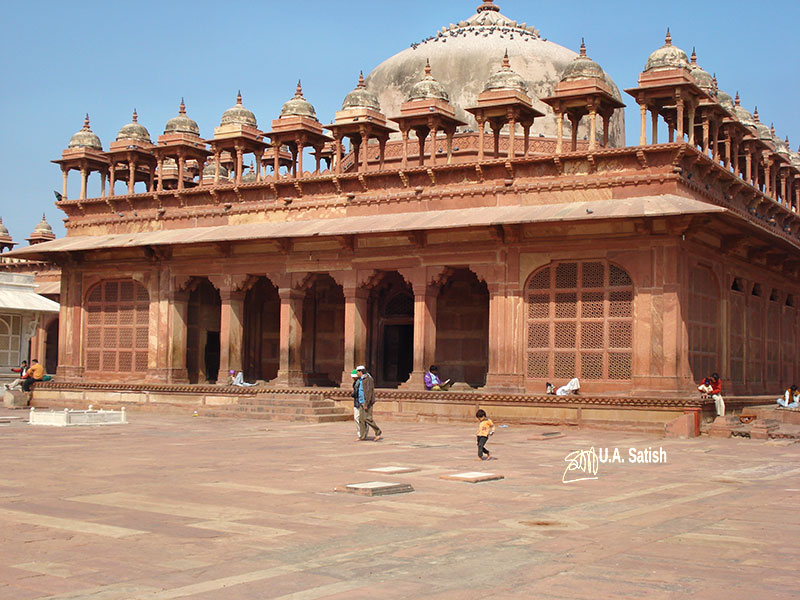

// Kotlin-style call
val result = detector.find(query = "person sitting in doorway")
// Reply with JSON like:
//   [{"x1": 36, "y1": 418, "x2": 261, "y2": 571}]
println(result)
[
  {"x1": 5, "y1": 360, "x2": 28, "y2": 391},
  {"x1": 698, "y1": 372, "x2": 724, "y2": 416},
  {"x1": 228, "y1": 370, "x2": 255, "y2": 387},
  {"x1": 424, "y1": 365, "x2": 451, "y2": 391},
  {"x1": 556, "y1": 378, "x2": 581, "y2": 396},
  {"x1": 777, "y1": 384, "x2": 800, "y2": 409},
  {"x1": 21, "y1": 359, "x2": 44, "y2": 393}
]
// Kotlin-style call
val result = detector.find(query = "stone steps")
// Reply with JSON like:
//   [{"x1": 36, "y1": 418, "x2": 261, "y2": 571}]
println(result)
[{"x1": 199, "y1": 394, "x2": 351, "y2": 423}]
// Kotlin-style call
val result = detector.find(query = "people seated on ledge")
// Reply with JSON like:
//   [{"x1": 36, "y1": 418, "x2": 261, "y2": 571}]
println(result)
[
  {"x1": 424, "y1": 365, "x2": 451, "y2": 391},
  {"x1": 227, "y1": 370, "x2": 256, "y2": 387},
  {"x1": 555, "y1": 378, "x2": 580, "y2": 396},
  {"x1": 21, "y1": 359, "x2": 44, "y2": 392},
  {"x1": 777, "y1": 384, "x2": 800, "y2": 409},
  {"x1": 5, "y1": 360, "x2": 28, "y2": 391},
  {"x1": 697, "y1": 372, "x2": 724, "y2": 416}
]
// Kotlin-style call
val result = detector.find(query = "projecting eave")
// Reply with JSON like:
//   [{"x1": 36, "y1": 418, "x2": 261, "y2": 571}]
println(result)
[{"x1": 6, "y1": 195, "x2": 727, "y2": 260}]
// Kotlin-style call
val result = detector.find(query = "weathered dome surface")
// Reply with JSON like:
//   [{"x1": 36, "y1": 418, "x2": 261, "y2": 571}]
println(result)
[
  {"x1": 241, "y1": 165, "x2": 257, "y2": 182},
  {"x1": 32, "y1": 214, "x2": 53, "y2": 235},
  {"x1": 644, "y1": 30, "x2": 690, "y2": 72},
  {"x1": 0, "y1": 217, "x2": 11, "y2": 239},
  {"x1": 752, "y1": 109, "x2": 772, "y2": 141},
  {"x1": 116, "y1": 110, "x2": 151, "y2": 143},
  {"x1": 221, "y1": 92, "x2": 257, "y2": 127},
  {"x1": 165, "y1": 99, "x2": 200, "y2": 136},
  {"x1": 688, "y1": 50, "x2": 715, "y2": 96},
  {"x1": 560, "y1": 40, "x2": 605, "y2": 82},
  {"x1": 342, "y1": 72, "x2": 381, "y2": 111},
  {"x1": 68, "y1": 114, "x2": 102, "y2": 150},
  {"x1": 203, "y1": 162, "x2": 229, "y2": 178},
  {"x1": 408, "y1": 60, "x2": 450, "y2": 101},
  {"x1": 484, "y1": 51, "x2": 528, "y2": 93},
  {"x1": 732, "y1": 95, "x2": 755, "y2": 127},
  {"x1": 365, "y1": 0, "x2": 625, "y2": 145},
  {"x1": 280, "y1": 82, "x2": 318, "y2": 119},
  {"x1": 717, "y1": 89, "x2": 734, "y2": 111}
]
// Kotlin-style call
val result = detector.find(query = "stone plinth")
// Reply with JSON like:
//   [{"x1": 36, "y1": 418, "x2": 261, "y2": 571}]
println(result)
[
  {"x1": 336, "y1": 481, "x2": 414, "y2": 496},
  {"x1": 708, "y1": 416, "x2": 740, "y2": 438},
  {"x1": 3, "y1": 390, "x2": 29, "y2": 408},
  {"x1": 365, "y1": 466, "x2": 421, "y2": 475},
  {"x1": 665, "y1": 413, "x2": 698, "y2": 438},
  {"x1": 29, "y1": 407, "x2": 127, "y2": 427},
  {"x1": 749, "y1": 419, "x2": 779, "y2": 440},
  {"x1": 440, "y1": 472, "x2": 504, "y2": 483}
]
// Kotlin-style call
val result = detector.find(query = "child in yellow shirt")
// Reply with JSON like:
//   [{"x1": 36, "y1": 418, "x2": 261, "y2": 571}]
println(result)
[{"x1": 475, "y1": 409, "x2": 496, "y2": 460}]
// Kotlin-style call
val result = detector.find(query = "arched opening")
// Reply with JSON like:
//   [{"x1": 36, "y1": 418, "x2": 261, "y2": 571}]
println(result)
[
  {"x1": 687, "y1": 266, "x2": 720, "y2": 381},
  {"x1": 84, "y1": 279, "x2": 149, "y2": 379},
  {"x1": 367, "y1": 271, "x2": 414, "y2": 388},
  {"x1": 525, "y1": 261, "x2": 634, "y2": 388},
  {"x1": 45, "y1": 318, "x2": 59, "y2": 375},
  {"x1": 300, "y1": 274, "x2": 344, "y2": 386},
  {"x1": 186, "y1": 279, "x2": 221, "y2": 384},
  {"x1": 435, "y1": 268, "x2": 489, "y2": 388},
  {"x1": 243, "y1": 277, "x2": 280, "y2": 382}
]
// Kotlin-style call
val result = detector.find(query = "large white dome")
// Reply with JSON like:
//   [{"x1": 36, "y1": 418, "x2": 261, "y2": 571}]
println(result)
[{"x1": 366, "y1": 1, "x2": 625, "y2": 146}]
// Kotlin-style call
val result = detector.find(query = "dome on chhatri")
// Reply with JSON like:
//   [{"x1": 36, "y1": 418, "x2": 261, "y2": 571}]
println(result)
[
  {"x1": 202, "y1": 161, "x2": 229, "y2": 178},
  {"x1": 484, "y1": 51, "x2": 529, "y2": 93},
  {"x1": 165, "y1": 99, "x2": 200, "y2": 136},
  {"x1": 342, "y1": 72, "x2": 381, "y2": 111},
  {"x1": 365, "y1": 0, "x2": 625, "y2": 145},
  {"x1": 732, "y1": 93, "x2": 755, "y2": 127},
  {"x1": 408, "y1": 60, "x2": 450, "y2": 101},
  {"x1": 688, "y1": 49, "x2": 715, "y2": 96},
  {"x1": 68, "y1": 114, "x2": 102, "y2": 150},
  {"x1": 0, "y1": 217, "x2": 11, "y2": 242},
  {"x1": 644, "y1": 29, "x2": 690, "y2": 72},
  {"x1": 116, "y1": 110, "x2": 152, "y2": 143},
  {"x1": 28, "y1": 214, "x2": 55, "y2": 245},
  {"x1": 716, "y1": 86, "x2": 734, "y2": 111},
  {"x1": 560, "y1": 40, "x2": 605, "y2": 82},
  {"x1": 752, "y1": 108, "x2": 772, "y2": 141},
  {"x1": 32, "y1": 214, "x2": 53, "y2": 235},
  {"x1": 280, "y1": 81, "x2": 318, "y2": 119},
  {"x1": 241, "y1": 164, "x2": 257, "y2": 182},
  {"x1": 221, "y1": 92, "x2": 258, "y2": 128}
]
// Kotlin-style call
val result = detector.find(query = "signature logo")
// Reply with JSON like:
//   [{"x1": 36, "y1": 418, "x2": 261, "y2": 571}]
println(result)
[{"x1": 562, "y1": 447, "x2": 599, "y2": 483}]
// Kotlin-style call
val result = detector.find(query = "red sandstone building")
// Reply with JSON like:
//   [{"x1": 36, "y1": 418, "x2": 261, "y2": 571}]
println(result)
[{"x1": 8, "y1": 1, "x2": 800, "y2": 424}]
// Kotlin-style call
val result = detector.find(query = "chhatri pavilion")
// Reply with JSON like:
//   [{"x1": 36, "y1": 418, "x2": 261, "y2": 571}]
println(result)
[{"x1": 9, "y1": 1, "x2": 800, "y2": 427}]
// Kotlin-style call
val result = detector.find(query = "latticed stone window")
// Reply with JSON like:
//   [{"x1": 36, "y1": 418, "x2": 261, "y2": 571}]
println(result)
[
  {"x1": 687, "y1": 266, "x2": 719, "y2": 381},
  {"x1": 0, "y1": 314, "x2": 22, "y2": 367},
  {"x1": 85, "y1": 280, "x2": 149, "y2": 375},
  {"x1": 526, "y1": 261, "x2": 633, "y2": 381}
]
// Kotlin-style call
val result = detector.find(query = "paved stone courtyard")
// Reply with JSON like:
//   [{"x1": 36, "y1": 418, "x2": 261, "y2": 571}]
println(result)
[{"x1": 1, "y1": 407, "x2": 799, "y2": 599}]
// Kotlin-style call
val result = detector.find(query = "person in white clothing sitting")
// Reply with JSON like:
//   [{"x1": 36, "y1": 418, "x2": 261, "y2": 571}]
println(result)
[
  {"x1": 556, "y1": 378, "x2": 580, "y2": 396},
  {"x1": 777, "y1": 384, "x2": 800, "y2": 409}
]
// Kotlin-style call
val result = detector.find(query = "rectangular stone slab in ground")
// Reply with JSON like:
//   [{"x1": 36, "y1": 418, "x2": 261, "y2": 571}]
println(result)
[
  {"x1": 365, "y1": 466, "x2": 421, "y2": 474},
  {"x1": 440, "y1": 472, "x2": 504, "y2": 483},
  {"x1": 336, "y1": 481, "x2": 414, "y2": 496},
  {"x1": 528, "y1": 431, "x2": 565, "y2": 440}
]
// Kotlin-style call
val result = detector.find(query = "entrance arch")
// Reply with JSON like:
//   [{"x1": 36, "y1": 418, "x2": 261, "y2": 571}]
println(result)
[
  {"x1": 367, "y1": 271, "x2": 414, "y2": 388},
  {"x1": 435, "y1": 268, "x2": 489, "y2": 387},
  {"x1": 45, "y1": 318, "x2": 59, "y2": 375},
  {"x1": 186, "y1": 279, "x2": 221, "y2": 384},
  {"x1": 243, "y1": 277, "x2": 280, "y2": 382},
  {"x1": 300, "y1": 274, "x2": 344, "y2": 386}
]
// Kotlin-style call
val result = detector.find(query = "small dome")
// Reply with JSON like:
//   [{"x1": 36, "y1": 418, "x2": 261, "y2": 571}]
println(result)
[
  {"x1": 644, "y1": 29, "x2": 690, "y2": 72},
  {"x1": 202, "y1": 162, "x2": 229, "y2": 178},
  {"x1": 116, "y1": 110, "x2": 152, "y2": 143},
  {"x1": 752, "y1": 108, "x2": 772, "y2": 141},
  {"x1": 408, "y1": 60, "x2": 450, "y2": 102},
  {"x1": 0, "y1": 217, "x2": 11, "y2": 243},
  {"x1": 27, "y1": 214, "x2": 55, "y2": 245},
  {"x1": 220, "y1": 92, "x2": 258, "y2": 128},
  {"x1": 32, "y1": 214, "x2": 53, "y2": 235},
  {"x1": 164, "y1": 99, "x2": 200, "y2": 136},
  {"x1": 280, "y1": 81, "x2": 318, "y2": 119},
  {"x1": 774, "y1": 134, "x2": 790, "y2": 157},
  {"x1": 68, "y1": 114, "x2": 102, "y2": 150},
  {"x1": 688, "y1": 49, "x2": 715, "y2": 96},
  {"x1": 342, "y1": 72, "x2": 381, "y2": 111},
  {"x1": 732, "y1": 93, "x2": 755, "y2": 127},
  {"x1": 560, "y1": 40, "x2": 605, "y2": 82},
  {"x1": 484, "y1": 51, "x2": 529, "y2": 93},
  {"x1": 717, "y1": 88, "x2": 734, "y2": 111},
  {"x1": 241, "y1": 164, "x2": 257, "y2": 182}
]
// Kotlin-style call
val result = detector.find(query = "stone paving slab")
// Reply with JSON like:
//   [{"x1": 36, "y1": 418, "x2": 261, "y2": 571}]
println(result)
[
  {"x1": 439, "y1": 471, "x2": 505, "y2": 483},
  {"x1": 1, "y1": 407, "x2": 799, "y2": 598},
  {"x1": 364, "y1": 466, "x2": 421, "y2": 474},
  {"x1": 336, "y1": 481, "x2": 415, "y2": 496}
]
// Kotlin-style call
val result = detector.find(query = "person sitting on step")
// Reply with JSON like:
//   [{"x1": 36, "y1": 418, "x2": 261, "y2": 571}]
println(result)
[
  {"x1": 424, "y1": 365, "x2": 451, "y2": 391},
  {"x1": 777, "y1": 384, "x2": 800, "y2": 409}
]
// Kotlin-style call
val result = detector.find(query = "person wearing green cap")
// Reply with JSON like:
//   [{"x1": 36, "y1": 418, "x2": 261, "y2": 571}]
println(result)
[{"x1": 351, "y1": 369, "x2": 360, "y2": 438}]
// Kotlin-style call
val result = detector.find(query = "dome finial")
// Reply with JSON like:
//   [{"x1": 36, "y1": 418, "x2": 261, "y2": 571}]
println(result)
[
  {"x1": 476, "y1": 0, "x2": 500, "y2": 13},
  {"x1": 236, "y1": 90, "x2": 242, "y2": 105},
  {"x1": 712, "y1": 73, "x2": 718, "y2": 88},
  {"x1": 753, "y1": 106, "x2": 759, "y2": 122},
  {"x1": 690, "y1": 47, "x2": 697, "y2": 65},
  {"x1": 665, "y1": 27, "x2": 672, "y2": 46},
  {"x1": 734, "y1": 91, "x2": 740, "y2": 106},
  {"x1": 502, "y1": 49, "x2": 510, "y2": 69},
  {"x1": 424, "y1": 59, "x2": 432, "y2": 77},
  {"x1": 83, "y1": 114, "x2": 91, "y2": 129},
  {"x1": 357, "y1": 71, "x2": 365, "y2": 88},
  {"x1": 770, "y1": 123, "x2": 775, "y2": 136},
  {"x1": 295, "y1": 80, "x2": 303, "y2": 97},
  {"x1": 179, "y1": 98, "x2": 186, "y2": 115},
  {"x1": 580, "y1": 38, "x2": 586, "y2": 57},
  {"x1": 132, "y1": 109, "x2": 138, "y2": 123}
]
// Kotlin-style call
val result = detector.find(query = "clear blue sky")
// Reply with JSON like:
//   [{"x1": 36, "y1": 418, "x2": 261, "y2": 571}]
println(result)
[{"x1": 1, "y1": 0, "x2": 797, "y2": 241}]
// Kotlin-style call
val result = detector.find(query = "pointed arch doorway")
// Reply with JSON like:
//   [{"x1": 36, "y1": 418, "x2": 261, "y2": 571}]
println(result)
[{"x1": 368, "y1": 271, "x2": 414, "y2": 388}]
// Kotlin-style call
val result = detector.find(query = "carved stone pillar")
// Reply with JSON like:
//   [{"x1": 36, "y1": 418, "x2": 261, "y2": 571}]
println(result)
[
  {"x1": 400, "y1": 268, "x2": 437, "y2": 390},
  {"x1": 481, "y1": 269, "x2": 524, "y2": 393},
  {"x1": 216, "y1": 286, "x2": 245, "y2": 384},
  {"x1": 56, "y1": 267, "x2": 84, "y2": 382},
  {"x1": 145, "y1": 269, "x2": 171, "y2": 383},
  {"x1": 340, "y1": 284, "x2": 368, "y2": 387},
  {"x1": 639, "y1": 103, "x2": 647, "y2": 146},
  {"x1": 275, "y1": 287, "x2": 305, "y2": 386},
  {"x1": 167, "y1": 288, "x2": 190, "y2": 384}
]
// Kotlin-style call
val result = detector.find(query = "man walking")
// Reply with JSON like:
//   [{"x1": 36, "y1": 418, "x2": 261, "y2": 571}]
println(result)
[{"x1": 355, "y1": 365, "x2": 382, "y2": 441}]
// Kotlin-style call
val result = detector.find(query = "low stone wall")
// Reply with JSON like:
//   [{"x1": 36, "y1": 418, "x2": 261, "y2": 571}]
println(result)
[{"x1": 32, "y1": 382, "x2": 717, "y2": 433}]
